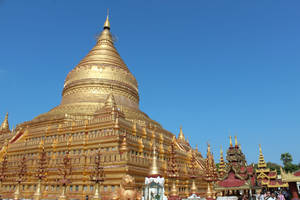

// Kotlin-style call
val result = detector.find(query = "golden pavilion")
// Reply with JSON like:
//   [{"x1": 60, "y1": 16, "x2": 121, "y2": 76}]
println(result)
[{"x1": 0, "y1": 15, "x2": 213, "y2": 199}]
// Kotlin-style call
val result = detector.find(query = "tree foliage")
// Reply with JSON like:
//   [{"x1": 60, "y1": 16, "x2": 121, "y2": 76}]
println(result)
[
  {"x1": 280, "y1": 153, "x2": 300, "y2": 173},
  {"x1": 281, "y1": 153, "x2": 293, "y2": 166}
]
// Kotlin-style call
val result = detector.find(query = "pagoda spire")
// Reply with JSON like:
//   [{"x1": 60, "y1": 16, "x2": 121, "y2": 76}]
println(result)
[
  {"x1": 1, "y1": 113, "x2": 9, "y2": 132},
  {"x1": 218, "y1": 146, "x2": 226, "y2": 175},
  {"x1": 207, "y1": 143, "x2": 211, "y2": 155},
  {"x1": 104, "y1": 93, "x2": 117, "y2": 108},
  {"x1": 148, "y1": 143, "x2": 161, "y2": 177},
  {"x1": 103, "y1": 9, "x2": 110, "y2": 30},
  {"x1": 258, "y1": 144, "x2": 267, "y2": 168},
  {"x1": 178, "y1": 125, "x2": 185, "y2": 141},
  {"x1": 229, "y1": 136, "x2": 233, "y2": 147},
  {"x1": 234, "y1": 136, "x2": 238, "y2": 147}
]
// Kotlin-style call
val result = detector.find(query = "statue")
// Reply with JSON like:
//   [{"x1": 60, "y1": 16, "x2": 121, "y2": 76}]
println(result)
[{"x1": 110, "y1": 174, "x2": 142, "y2": 200}]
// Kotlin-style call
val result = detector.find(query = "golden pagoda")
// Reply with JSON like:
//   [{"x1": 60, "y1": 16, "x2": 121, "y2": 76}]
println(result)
[
  {"x1": 256, "y1": 145, "x2": 288, "y2": 189},
  {"x1": 218, "y1": 146, "x2": 226, "y2": 176},
  {"x1": 0, "y1": 15, "x2": 208, "y2": 199}
]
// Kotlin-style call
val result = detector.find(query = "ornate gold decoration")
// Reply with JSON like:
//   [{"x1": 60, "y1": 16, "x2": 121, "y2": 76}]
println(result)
[
  {"x1": 0, "y1": 113, "x2": 10, "y2": 133},
  {"x1": 178, "y1": 125, "x2": 185, "y2": 141},
  {"x1": 204, "y1": 143, "x2": 218, "y2": 199},
  {"x1": 234, "y1": 136, "x2": 238, "y2": 147},
  {"x1": 258, "y1": 144, "x2": 267, "y2": 168},
  {"x1": 34, "y1": 138, "x2": 48, "y2": 200},
  {"x1": 218, "y1": 145, "x2": 226, "y2": 176},
  {"x1": 90, "y1": 144, "x2": 105, "y2": 200},
  {"x1": 149, "y1": 143, "x2": 161, "y2": 177}
]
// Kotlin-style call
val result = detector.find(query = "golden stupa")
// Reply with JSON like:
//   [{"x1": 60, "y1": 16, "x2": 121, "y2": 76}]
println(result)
[{"x1": 0, "y1": 15, "x2": 212, "y2": 199}]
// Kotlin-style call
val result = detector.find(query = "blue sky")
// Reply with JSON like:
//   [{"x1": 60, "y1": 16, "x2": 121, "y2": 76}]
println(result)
[{"x1": 0, "y1": 0, "x2": 299, "y2": 164}]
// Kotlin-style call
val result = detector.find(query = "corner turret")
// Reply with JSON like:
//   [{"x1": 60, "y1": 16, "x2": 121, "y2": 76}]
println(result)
[{"x1": 0, "y1": 113, "x2": 10, "y2": 134}]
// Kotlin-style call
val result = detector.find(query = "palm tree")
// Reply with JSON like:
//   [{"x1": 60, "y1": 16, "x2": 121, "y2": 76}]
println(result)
[{"x1": 280, "y1": 153, "x2": 293, "y2": 166}]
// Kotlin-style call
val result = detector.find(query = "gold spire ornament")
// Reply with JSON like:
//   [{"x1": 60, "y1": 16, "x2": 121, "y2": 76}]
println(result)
[
  {"x1": 218, "y1": 146, "x2": 226, "y2": 175},
  {"x1": 120, "y1": 134, "x2": 128, "y2": 153},
  {"x1": 258, "y1": 144, "x2": 267, "y2": 168},
  {"x1": 1, "y1": 112, "x2": 9, "y2": 131},
  {"x1": 235, "y1": 136, "x2": 238, "y2": 147},
  {"x1": 104, "y1": 13, "x2": 110, "y2": 29},
  {"x1": 148, "y1": 143, "x2": 161, "y2": 177},
  {"x1": 229, "y1": 136, "x2": 233, "y2": 147},
  {"x1": 178, "y1": 125, "x2": 185, "y2": 141}
]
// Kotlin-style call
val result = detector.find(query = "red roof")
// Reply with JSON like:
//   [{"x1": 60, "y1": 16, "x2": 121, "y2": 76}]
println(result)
[
  {"x1": 269, "y1": 179, "x2": 286, "y2": 186},
  {"x1": 250, "y1": 176, "x2": 256, "y2": 186},
  {"x1": 294, "y1": 170, "x2": 300, "y2": 176},
  {"x1": 269, "y1": 171, "x2": 277, "y2": 177},
  {"x1": 218, "y1": 172, "x2": 246, "y2": 187},
  {"x1": 247, "y1": 166, "x2": 254, "y2": 174}
]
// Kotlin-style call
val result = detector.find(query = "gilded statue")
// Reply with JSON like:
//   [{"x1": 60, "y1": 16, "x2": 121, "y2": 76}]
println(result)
[{"x1": 111, "y1": 175, "x2": 142, "y2": 200}]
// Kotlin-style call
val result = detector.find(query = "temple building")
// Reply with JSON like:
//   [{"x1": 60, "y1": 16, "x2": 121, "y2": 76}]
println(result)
[
  {"x1": 256, "y1": 145, "x2": 288, "y2": 189},
  {"x1": 0, "y1": 15, "x2": 209, "y2": 199},
  {"x1": 214, "y1": 136, "x2": 257, "y2": 196},
  {"x1": 280, "y1": 168, "x2": 300, "y2": 200}
]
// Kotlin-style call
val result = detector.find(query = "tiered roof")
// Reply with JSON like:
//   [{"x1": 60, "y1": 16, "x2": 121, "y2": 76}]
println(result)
[
  {"x1": 256, "y1": 145, "x2": 288, "y2": 188},
  {"x1": 215, "y1": 136, "x2": 257, "y2": 191}
]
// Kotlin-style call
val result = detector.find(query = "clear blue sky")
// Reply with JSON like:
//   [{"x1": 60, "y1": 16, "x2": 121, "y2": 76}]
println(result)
[{"x1": 0, "y1": 0, "x2": 299, "y2": 164}]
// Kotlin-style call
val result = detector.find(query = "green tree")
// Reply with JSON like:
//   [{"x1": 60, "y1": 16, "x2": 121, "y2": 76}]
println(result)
[
  {"x1": 281, "y1": 153, "x2": 293, "y2": 166},
  {"x1": 280, "y1": 153, "x2": 300, "y2": 173}
]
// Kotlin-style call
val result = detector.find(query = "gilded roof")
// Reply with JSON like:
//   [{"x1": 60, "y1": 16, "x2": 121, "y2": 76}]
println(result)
[{"x1": 32, "y1": 16, "x2": 161, "y2": 127}]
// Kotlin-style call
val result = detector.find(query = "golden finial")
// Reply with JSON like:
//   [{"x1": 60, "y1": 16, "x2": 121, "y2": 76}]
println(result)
[
  {"x1": 84, "y1": 119, "x2": 88, "y2": 128},
  {"x1": 67, "y1": 135, "x2": 72, "y2": 149},
  {"x1": 220, "y1": 145, "x2": 223, "y2": 154},
  {"x1": 103, "y1": 9, "x2": 110, "y2": 30},
  {"x1": 234, "y1": 136, "x2": 238, "y2": 147},
  {"x1": 57, "y1": 124, "x2": 62, "y2": 132},
  {"x1": 1, "y1": 112, "x2": 9, "y2": 131},
  {"x1": 45, "y1": 125, "x2": 50, "y2": 135},
  {"x1": 178, "y1": 125, "x2": 185, "y2": 141},
  {"x1": 195, "y1": 144, "x2": 198, "y2": 152},
  {"x1": 105, "y1": 93, "x2": 117, "y2": 108},
  {"x1": 39, "y1": 139, "x2": 45, "y2": 150},
  {"x1": 229, "y1": 136, "x2": 232, "y2": 147},
  {"x1": 149, "y1": 143, "x2": 161, "y2": 177},
  {"x1": 259, "y1": 144, "x2": 262, "y2": 153},
  {"x1": 52, "y1": 138, "x2": 57, "y2": 149},
  {"x1": 207, "y1": 142, "x2": 211, "y2": 154},
  {"x1": 120, "y1": 135, "x2": 128, "y2": 153}
]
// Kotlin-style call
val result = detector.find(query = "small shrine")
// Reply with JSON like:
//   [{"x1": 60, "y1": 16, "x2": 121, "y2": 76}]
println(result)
[
  {"x1": 256, "y1": 145, "x2": 288, "y2": 189},
  {"x1": 143, "y1": 144, "x2": 167, "y2": 200},
  {"x1": 214, "y1": 136, "x2": 257, "y2": 196}
]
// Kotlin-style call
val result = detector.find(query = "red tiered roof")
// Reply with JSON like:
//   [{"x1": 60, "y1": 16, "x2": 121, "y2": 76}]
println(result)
[
  {"x1": 293, "y1": 170, "x2": 300, "y2": 177},
  {"x1": 269, "y1": 171, "x2": 277, "y2": 177},
  {"x1": 218, "y1": 172, "x2": 246, "y2": 187}
]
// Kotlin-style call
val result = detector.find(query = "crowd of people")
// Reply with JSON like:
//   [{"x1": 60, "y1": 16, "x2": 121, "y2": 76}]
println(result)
[{"x1": 238, "y1": 189, "x2": 292, "y2": 200}]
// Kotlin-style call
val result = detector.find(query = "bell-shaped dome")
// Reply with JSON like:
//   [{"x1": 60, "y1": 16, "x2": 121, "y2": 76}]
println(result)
[
  {"x1": 33, "y1": 16, "x2": 160, "y2": 127},
  {"x1": 61, "y1": 16, "x2": 139, "y2": 109}
]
